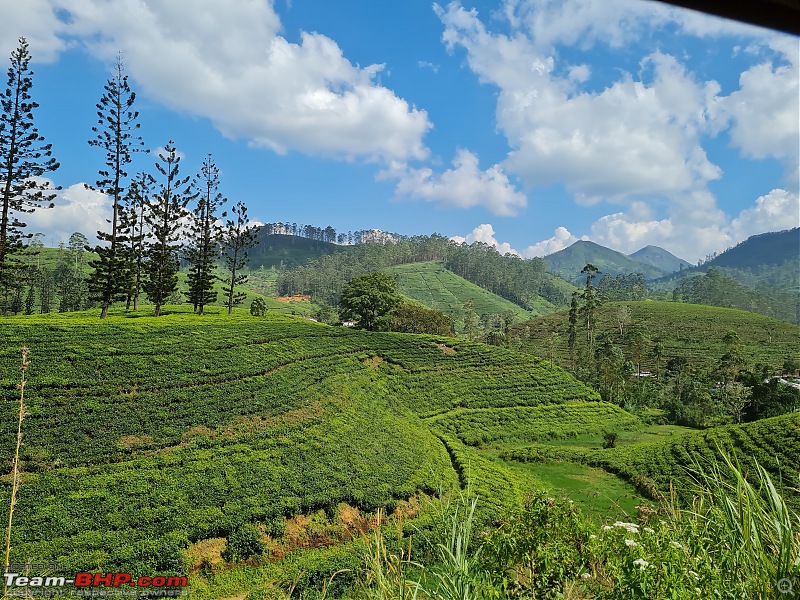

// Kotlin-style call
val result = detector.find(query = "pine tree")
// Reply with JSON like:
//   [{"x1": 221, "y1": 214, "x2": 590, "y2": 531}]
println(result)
[
  {"x1": 142, "y1": 143, "x2": 194, "y2": 317},
  {"x1": 221, "y1": 201, "x2": 257, "y2": 315},
  {"x1": 122, "y1": 171, "x2": 154, "y2": 311},
  {"x1": 186, "y1": 155, "x2": 224, "y2": 314},
  {"x1": 0, "y1": 37, "x2": 58, "y2": 296},
  {"x1": 87, "y1": 56, "x2": 145, "y2": 318}
]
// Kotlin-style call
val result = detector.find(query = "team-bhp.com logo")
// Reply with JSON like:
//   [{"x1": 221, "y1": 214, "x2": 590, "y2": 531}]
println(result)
[{"x1": 4, "y1": 570, "x2": 187, "y2": 597}]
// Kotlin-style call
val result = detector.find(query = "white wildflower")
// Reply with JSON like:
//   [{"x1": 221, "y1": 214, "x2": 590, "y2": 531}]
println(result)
[
  {"x1": 625, "y1": 538, "x2": 638, "y2": 547},
  {"x1": 689, "y1": 570, "x2": 699, "y2": 580},
  {"x1": 602, "y1": 525, "x2": 613, "y2": 531},
  {"x1": 590, "y1": 534, "x2": 597, "y2": 539},
  {"x1": 670, "y1": 541, "x2": 683, "y2": 549},
  {"x1": 632, "y1": 558, "x2": 649, "y2": 570},
  {"x1": 643, "y1": 527, "x2": 655, "y2": 534},
  {"x1": 614, "y1": 521, "x2": 640, "y2": 534},
  {"x1": 581, "y1": 572, "x2": 591, "y2": 579}
]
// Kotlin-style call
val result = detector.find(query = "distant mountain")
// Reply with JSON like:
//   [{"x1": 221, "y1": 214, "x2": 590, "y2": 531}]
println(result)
[
  {"x1": 629, "y1": 245, "x2": 692, "y2": 274},
  {"x1": 701, "y1": 228, "x2": 799, "y2": 270},
  {"x1": 543, "y1": 240, "x2": 664, "y2": 284}
]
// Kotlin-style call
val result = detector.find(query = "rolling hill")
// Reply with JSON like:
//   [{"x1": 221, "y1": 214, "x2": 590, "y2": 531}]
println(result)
[
  {"x1": 383, "y1": 261, "x2": 557, "y2": 327},
  {"x1": 512, "y1": 300, "x2": 800, "y2": 372},
  {"x1": 629, "y1": 245, "x2": 692, "y2": 274},
  {"x1": 543, "y1": 240, "x2": 665, "y2": 284},
  {"x1": 0, "y1": 307, "x2": 599, "y2": 575}
]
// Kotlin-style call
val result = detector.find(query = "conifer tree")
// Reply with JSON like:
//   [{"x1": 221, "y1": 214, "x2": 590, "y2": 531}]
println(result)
[
  {"x1": 87, "y1": 56, "x2": 145, "y2": 318},
  {"x1": 0, "y1": 37, "x2": 58, "y2": 297},
  {"x1": 221, "y1": 201, "x2": 257, "y2": 314},
  {"x1": 122, "y1": 171, "x2": 153, "y2": 310},
  {"x1": 186, "y1": 155, "x2": 224, "y2": 314},
  {"x1": 143, "y1": 143, "x2": 194, "y2": 316}
]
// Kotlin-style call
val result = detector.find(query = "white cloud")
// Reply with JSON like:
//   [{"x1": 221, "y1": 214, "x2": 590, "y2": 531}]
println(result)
[
  {"x1": 450, "y1": 223, "x2": 519, "y2": 256},
  {"x1": 0, "y1": 0, "x2": 66, "y2": 62},
  {"x1": 438, "y1": 4, "x2": 723, "y2": 204},
  {"x1": 383, "y1": 148, "x2": 527, "y2": 215},
  {"x1": 716, "y1": 56, "x2": 800, "y2": 187},
  {"x1": 522, "y1": 226, "x2": 584, "y2": 257},
  {"x1": 38, "y1": 0, "x2": 431, "y2": 162},
  {"x1": 730, "y1": 189, "x2": 800, "y2": 241},
  {"x1": 586, "y1": 189, "x2": 799, "y2": 262},
  {"x1": 24, "y1": 181, "x2": 111, "y2": 246}
]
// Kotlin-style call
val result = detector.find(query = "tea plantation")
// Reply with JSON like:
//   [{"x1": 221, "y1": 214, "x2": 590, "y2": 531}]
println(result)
[
  {"x1": 0, "y1": 307, "x2": 598, "y2": 573},
  {"x1": 1, "y1": 306, "x2": 798, "y2": 597}
]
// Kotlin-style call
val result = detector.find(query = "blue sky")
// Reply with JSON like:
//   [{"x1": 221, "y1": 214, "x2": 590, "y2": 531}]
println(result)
[{"x1": 1, "y1": 0, "x2": 798, "y2": 263}]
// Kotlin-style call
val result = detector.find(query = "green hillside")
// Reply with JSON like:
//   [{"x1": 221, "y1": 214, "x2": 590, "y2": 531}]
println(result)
[
  {"x1": 0, "y1": 308, "x2": 598, "y2": 575},
  {"x1": 248, "y1": 233, "x2": 341, "y2": 269},
  {"x1": 503, "y1": 412, "x2": 800, "y2": 509},
  {"x1": 544, "y1": 240, "x2": 663, "y2": 284},
  {"x1": 513, "y1": 300, "x2": 800, "y2": 372},
  {"x1": 384, "y1": 261, "x2": 556, "y2": 327},
  {"x1": 629, "y1": 245, "x2": 691, "y2": 274}
]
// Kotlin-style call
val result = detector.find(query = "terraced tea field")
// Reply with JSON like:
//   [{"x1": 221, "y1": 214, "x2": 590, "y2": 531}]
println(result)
[
  {"x1": 516, "y1": 300, "x2": 800, "y2": 371},
  {"x1": 0, "y1": 307, "x2": 598, "y2": 574},
  {"x1": 384, "y1": 261, "x2": 553, "y2": 326},
  {"x1": 2, "y1": 306, "x2": 798, "y2": 596}
]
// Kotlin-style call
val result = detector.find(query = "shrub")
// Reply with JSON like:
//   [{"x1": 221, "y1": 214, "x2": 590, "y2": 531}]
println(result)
[
  {"x1": 222, "y1": 523, "x2": 264, "y2": 562},
  {"x1": 603, "y1": 431, "x2": 618, "y2": 449},
  {"x1": 250, "y1": 298, "x2": 268, "y2": 316}
]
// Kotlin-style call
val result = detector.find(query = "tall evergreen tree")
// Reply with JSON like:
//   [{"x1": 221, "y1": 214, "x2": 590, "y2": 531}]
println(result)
[
  {"x1": 87, "y1": 56, "x2": 145, "y2": 318},
  {"x1": 122, "y1": 171, "x2": 153, "y2": 311},
  {"x1": 143, "y1": 143, "x2": 194, "y2": 317},
  {"x1": 186, "y1": 155, "x2": 224, "y2": 314},
  {"x1": 220, "y1": 201, "x2": 257, "y2": 315},
  {"x1": 0, "y1": 37, "x2": 58, "y2": 297}
]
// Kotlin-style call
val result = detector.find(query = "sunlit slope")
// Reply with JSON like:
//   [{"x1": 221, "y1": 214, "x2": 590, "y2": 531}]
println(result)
[
  {"x1": 384, "y1": 261, "x2": 557, "y2": 324},
  {"x1": 515, "y1": 300, "x2": 800, "y2": 370},
  {"x1": 504, "y1": 412, "x2": 800, "y2": 508},
  {"x1": 0, "y1": 308, "x2": 599, "y2": 572}
]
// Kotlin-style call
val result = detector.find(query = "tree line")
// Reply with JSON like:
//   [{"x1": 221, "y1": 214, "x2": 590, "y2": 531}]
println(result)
[
  {"x1": 0, "y1": 38, "x2": 257, "y2": 317},
  {"x1": 277, "y1": 234, "x2": 572, "y2": 310}
]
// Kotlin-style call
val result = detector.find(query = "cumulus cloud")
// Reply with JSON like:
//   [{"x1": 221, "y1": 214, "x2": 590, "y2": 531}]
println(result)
[
  {"x1": 716, "y1": 56, "x2": 800, "y2": 187},
  {"x1": 0, "y1": 0, "x2": 66, "y2": 61},
  {"x1": 435, "y1": 1, "x2": 798, "y2": 259},
  {"x1": 522, "y1": 226, "x2": 585, "y2": 257},
  {"x1": 730, "y1": 189, "x2": 800, "y2": 241},
  {"x1": 39, "y1": 0, "x2": 430, "y2": 162},
  {"x1": 586, "y1": 189, "x2": 799, "y2": 261},
  {"x1": 437, "y1": 4, "x2": 722, "y2": 204},
  {"x1": 24, "y1": 181, "x2": 111, "y2": 246},
  {"x1": 383, "y1": 148, "x2": 527, "y2": 215},
  {"x1": 450, "y1": 223, "x2": 519, "y2": 255}
]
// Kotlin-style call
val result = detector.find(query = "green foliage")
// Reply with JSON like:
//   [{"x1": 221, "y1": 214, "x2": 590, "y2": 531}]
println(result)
[
  {"x1": 221, "y1": 523, "x2": 264, "y2": 562},
  {"x1": 0, "y1": 37, "x2": 58, "y2": 294},
  {"x1": 515, "y1": 300, "x2": 800, "y2": 376},
  {"x1": 673, "y1": 267, "x2": 798, "y2": 324},
  {"x1": 221, "y1": 201, "x2": 257, "y2": 315},
  {"x1": 86, "y1": 56, "x2": 143, "y2": 318},
  {"x1": 277, "y1": 236, "x2": 572, "y2": 311},
  {"x1": 603, "y1": 431, "x2": 618, "y2": 449},
  {"x1": 185, "y1": 155, "x2": 224, "y2": 314},
  {"x1": 385, "y1": 262, "x2": 542, "y2": 329},
  {"x1": 504, "y1": 413, "x2": 800, "y2": 511},
  {"x1": 430, "y1": 402, "x2": 640, "y2": 447},
  {"x1": 250, "y1": 297, "x2": 267, "y2": 316},
  {"x1": 390, "y1": 302, "x2": 453, "y2": 335},
  {"x1": 339, "y1": 272, "x2": 401, "y2": 331},
  {"x1": 481, "y1": 492, "x2": 592, "y2": 598},
  {"x1": 142, "y1": 142, "x2": 195, "y2": 316}
]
